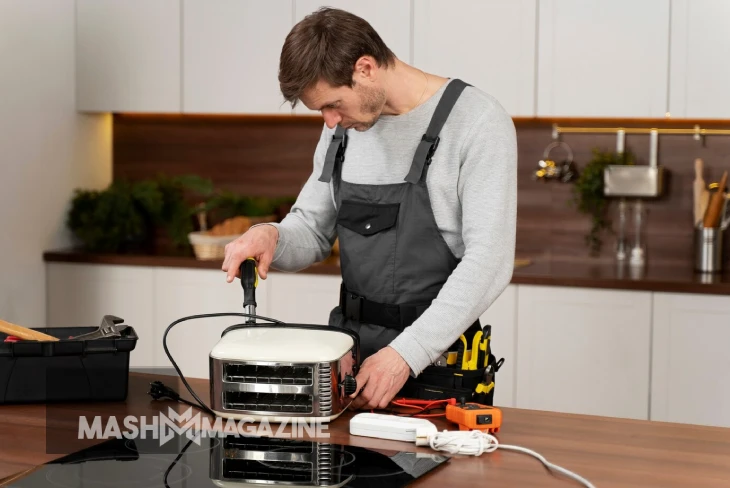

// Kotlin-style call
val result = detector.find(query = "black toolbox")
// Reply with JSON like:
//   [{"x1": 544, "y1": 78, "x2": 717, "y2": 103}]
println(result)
[{"x1": 0, "y1": 326, "x2": 138, "y2": 404}]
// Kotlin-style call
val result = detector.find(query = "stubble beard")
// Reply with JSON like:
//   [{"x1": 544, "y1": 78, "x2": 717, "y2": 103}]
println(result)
[{"x1": 355, "y1": 84, "x2": 386, "y2": 131}]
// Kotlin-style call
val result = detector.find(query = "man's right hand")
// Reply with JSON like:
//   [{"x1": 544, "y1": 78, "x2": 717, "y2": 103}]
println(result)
[{"x1": 222, "y1": 224, "x2": 279, "y2": 283}]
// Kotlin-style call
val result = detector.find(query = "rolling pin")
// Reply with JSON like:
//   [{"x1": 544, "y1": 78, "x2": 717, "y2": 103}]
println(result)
[
  {"x1": 0, "y1": 319, "x2": 59, "y2": 341},
  {"x1": 694, "y1": 158, "x2": 709, "y2": 225},
  {"x1": 703, "y1": 171, "x2": 728, "y2": 228}
]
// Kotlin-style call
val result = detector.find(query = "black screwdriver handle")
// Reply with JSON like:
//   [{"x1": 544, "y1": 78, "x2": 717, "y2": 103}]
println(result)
[{"x1": 240, "y1": 258, "x2": 258, "y2": 309}]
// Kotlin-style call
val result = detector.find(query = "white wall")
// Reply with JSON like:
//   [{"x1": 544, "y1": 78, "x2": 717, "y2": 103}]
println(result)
[{"x1": 0, "y1": 0, "x2": 111, "y2": 326}]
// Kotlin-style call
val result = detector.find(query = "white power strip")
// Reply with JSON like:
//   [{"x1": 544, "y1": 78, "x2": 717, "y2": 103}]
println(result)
[{"x1": 349, "y1": 413, "x2": 437, "y2": 442}]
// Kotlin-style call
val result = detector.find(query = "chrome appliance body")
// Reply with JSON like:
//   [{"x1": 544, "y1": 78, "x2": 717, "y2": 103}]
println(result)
[
  {"x1": 209, "y1": 433, "x2": 352, "y2": 487},
  {"x1": 209, "y1": 324, "x2": 359, "y2": 422}
]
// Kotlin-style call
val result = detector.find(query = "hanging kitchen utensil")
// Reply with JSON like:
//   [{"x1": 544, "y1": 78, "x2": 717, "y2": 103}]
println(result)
[
  {"x1": 604, "y1": 129, "x2": 665, "y2": 197},
  {"x1": 703, "y1": 171, "x2": 728, "y2": 228},
  {"x1": 533, "y1": 141, "x2": 577, "y2": 183},
  {"x1": 694, "y1": 158, "x2": 710, "y2": 225}
]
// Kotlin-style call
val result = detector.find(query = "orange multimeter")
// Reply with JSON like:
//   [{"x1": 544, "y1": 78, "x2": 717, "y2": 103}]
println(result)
[{"x1": 445, "y1": 401, "x2": 502, "y2": 433}]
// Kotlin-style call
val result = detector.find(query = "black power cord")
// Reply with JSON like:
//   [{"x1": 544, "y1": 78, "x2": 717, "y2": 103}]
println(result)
[
  {"x1": 149, "y1": 312, "x2": 284, "y2": 417},
  {"x1": 150, "y1": 312, "x2": 361, "y2": 417},
  {"x1": 163, "y1": 436, "x2": 194, "y2": 488}
]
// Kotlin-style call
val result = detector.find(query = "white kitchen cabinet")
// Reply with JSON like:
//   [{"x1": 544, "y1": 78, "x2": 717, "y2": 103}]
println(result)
[
  {"x1": 668, "y1": 0, "x2": 730, "y2": 119},
  {"x1": 292, "y1": 0, "x2": 412, "y2": 115},
  {"x1": 413, "y1": 0, "x2": 537, "y2": 117},
  {"x1": 75, "y1": 0, "x2": 181, "y2": 113},
  {"x1": 265, "y1": 271, "x2": 341, "y2": 325},
  {"x1": 182, "y1": 0, "x2": 294, "y2": 114},
  {"x1": 651, "y1": 293, "x2": 730, "y2": 428},
  {"x1": 536, "y1": 0, "x2": 670, "y2": 118},
  {"x1": 515, "y1": 285, "x2": 652, "y2": 420},
  {"x1": 153, "y1": 267, "x2": 272, "y2": 380},
  {"x1": 45, "y1": 262, "x2": 156, "y2": 370},
  {"x1": 479, "y1": 284, "x2": 517, "y2": 408}
]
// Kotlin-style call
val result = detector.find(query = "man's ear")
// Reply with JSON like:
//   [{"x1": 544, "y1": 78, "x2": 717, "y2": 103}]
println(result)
[{"x1": 353, "y1": 55, "x2": 378, "y2": 83}]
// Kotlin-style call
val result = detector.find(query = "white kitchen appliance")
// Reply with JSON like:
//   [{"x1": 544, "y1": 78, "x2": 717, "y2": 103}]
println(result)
[
  {"x1": 209, "y1": 323, "x2": 359, "y2": 422},
  {"x1": 207, "y1": 259, "x2": 359, "y2": 422}
]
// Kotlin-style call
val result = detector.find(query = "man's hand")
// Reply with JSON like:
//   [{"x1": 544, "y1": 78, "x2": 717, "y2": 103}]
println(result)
[
  {"x1": 350, "y1": 346, "x2": 411, "y2": 410},
  {"x1": 222, "y1": 225, "x2": 279, "y2": 282}
]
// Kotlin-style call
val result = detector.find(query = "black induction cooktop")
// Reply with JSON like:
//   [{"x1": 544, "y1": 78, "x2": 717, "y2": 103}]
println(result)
[{"x1": 6, "y1": 430, "x2": 449, "y2": 487}]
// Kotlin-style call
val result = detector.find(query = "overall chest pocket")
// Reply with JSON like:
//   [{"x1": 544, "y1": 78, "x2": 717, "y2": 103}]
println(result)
[
  {"x1": 337, "y1": 200, "x2": 399, "y2": 235},
  {"x1": 336, "y1": 200, "x2": 400, "y2": 299}
]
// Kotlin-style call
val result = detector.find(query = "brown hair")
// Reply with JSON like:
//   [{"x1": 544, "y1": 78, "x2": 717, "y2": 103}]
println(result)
[{"x1": 278, "y1": 7, "x2": 397, "y2": 108}]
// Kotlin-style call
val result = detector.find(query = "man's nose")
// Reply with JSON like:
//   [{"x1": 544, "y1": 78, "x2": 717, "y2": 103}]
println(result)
[{"x1": 322, "y1": 110, "x2": 341, "y2": 129}]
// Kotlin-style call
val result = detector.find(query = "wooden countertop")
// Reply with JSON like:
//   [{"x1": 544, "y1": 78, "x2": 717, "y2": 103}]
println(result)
[
  {"x1": 1, "y1": 372, "x2": 729, "y2": 487},
  {"x1": 44, "y1": 248, "x2": 730, "y2": 295}
]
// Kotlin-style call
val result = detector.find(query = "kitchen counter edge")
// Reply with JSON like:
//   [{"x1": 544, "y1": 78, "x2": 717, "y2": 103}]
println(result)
[{"x1": 42, "y1": 249, "x2": 730, "y2": 296}]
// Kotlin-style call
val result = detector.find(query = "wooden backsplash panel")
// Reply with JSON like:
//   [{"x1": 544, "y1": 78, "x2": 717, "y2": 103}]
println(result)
[
  {"x1": 113, "y1": 114, "x2": 324, "y2": 199},
  {"x1": 113, "y1": 114, "x2": 730, "y2": 265}
]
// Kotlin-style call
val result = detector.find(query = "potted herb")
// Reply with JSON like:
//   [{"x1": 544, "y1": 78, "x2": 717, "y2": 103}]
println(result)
[
  {"x1": 151, "y1": 174, "x2": 214, "y2": 249},
  {"x1": 67, "y1": 180, "x2": 162, "y2": 253},
  {"x1": 67, "y1": 175, "x2": 214, "y2": 254},
  {"x1": 571, "y1": 148, "x2": 635, "y2": 255}
]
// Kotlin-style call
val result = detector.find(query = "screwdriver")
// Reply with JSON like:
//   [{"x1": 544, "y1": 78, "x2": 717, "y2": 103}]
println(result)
[{"x1": 240, "y1": 258, "x2": 258, "y2": 323}]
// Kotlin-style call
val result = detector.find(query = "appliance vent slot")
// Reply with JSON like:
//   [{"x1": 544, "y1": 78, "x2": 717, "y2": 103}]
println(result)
[
  {"x1": 223, "y1": 459, "x2": 313, "y2": 483},
  {"x1": 223, "y1": 391, "x2": 312, "y2": 413},
  {"x1": 318, "y1": 363, "x2": 333, "y2": 415},
  {"x1": 316, "y1": 443, "x2": 335, "y2": 485},
  {"x1": 223, "y1": 436, "x2": 310, "y2": 450},
  {"x1": 224, "y1": 363, "x2": 313, "y2": 385}
]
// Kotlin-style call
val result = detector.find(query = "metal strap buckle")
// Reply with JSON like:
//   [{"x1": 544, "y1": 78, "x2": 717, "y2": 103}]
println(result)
[
  {"x1": 333, "y1": 132, "x2": 348, "y2": 163},
  {"x1": 344, "y1": 292, "x2": 363, "y2": 321},
  {"x1": 422, "y1": 134, "x2": 440, "y2": 165}
]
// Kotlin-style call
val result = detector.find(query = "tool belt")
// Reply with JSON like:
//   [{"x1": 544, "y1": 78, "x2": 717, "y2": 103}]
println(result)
[
  {"x1": 339, "y1": 284, "x2": 430, "y2": 331},
  {"x1": 339, "y1": 284, "x2": 504, "y2": 405},
  {"x1": 397, "y1": 324, "x2": 505, "y2": 406}
]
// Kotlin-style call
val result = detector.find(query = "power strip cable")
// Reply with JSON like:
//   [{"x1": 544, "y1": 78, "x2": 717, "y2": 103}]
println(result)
[{"x1": 415, "y1": 428, "x2": 596, "y2": 488}]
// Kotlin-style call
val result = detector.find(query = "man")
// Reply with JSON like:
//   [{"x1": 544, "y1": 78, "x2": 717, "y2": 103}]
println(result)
[{"x1": 222, "y1": 7, "x2": 517, "y2": 410}]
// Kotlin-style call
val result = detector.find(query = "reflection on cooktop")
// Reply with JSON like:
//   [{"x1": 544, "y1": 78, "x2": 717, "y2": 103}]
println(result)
[{"x1": 6, "y1": 430, "x2": 449, "y2": 487}]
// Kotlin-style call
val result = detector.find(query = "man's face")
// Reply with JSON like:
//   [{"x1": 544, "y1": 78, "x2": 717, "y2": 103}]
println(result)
[{"x1": 300, "y1": 78, "x2": 386, "y2": 132}]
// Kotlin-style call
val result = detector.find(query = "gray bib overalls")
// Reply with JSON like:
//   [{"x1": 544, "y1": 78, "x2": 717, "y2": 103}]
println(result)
[{"x1": 319, "y1": 79, "x2": 481, "y2": 381}]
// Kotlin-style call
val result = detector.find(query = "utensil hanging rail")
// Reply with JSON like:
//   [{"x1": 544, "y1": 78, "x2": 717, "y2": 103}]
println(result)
[{"x1": 551, "y1": 123, "x2": 730, "y2": 139}]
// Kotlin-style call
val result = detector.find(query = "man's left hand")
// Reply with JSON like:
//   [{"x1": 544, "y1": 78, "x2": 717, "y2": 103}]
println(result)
[{"x1": 350, "y1": 346, "x2": 411, "y2": 410}]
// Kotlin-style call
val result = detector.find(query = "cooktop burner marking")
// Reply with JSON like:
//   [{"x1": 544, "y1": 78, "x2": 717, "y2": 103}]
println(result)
[
  {"x1": 254, "y1": 445, "x2": 357, "y2": 472},
  {"x1": 43, "y1": 455, "x2": 193, "y2": 487}
]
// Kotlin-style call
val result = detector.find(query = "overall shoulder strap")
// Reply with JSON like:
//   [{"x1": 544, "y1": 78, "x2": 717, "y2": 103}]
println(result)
[
  {"x1": 405, "y1": 79, "x2": 470, "y2": 184},
  {"x1": 318, "y1": 125, "x2": 348, "y2": 183}
]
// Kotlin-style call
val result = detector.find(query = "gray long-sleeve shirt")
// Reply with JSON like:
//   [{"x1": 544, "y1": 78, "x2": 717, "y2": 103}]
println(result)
[{"x1": 265, "y1": 79, "x2": 517, "y2": 376}]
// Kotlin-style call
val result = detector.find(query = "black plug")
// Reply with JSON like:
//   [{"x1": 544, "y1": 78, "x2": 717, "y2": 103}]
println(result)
[{"x1": 148, "y1": 381, "x2": 181, "y2": 402}]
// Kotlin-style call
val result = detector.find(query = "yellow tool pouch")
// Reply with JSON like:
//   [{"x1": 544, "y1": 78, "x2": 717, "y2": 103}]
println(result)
[{"x1": 396, "y1": 324, "x2": 504, "y2": 405}]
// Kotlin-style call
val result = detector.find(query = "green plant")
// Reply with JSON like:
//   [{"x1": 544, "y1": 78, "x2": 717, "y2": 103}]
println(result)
[
  {"x1": 67, "y1": 180, "x2": 163, "y2": 253},
  {"x1": 202, "y1": 191, "x2": 294, "y2": 223},
  {"x1": 152, "y1": 174, "x2": 214, "y2": 247},
  {"x1": 67, "y1": 174, "x2": 214, "y2": 253},
  {"x1": 570, "y1": 148, "x2": 635, "y2": 255}
]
